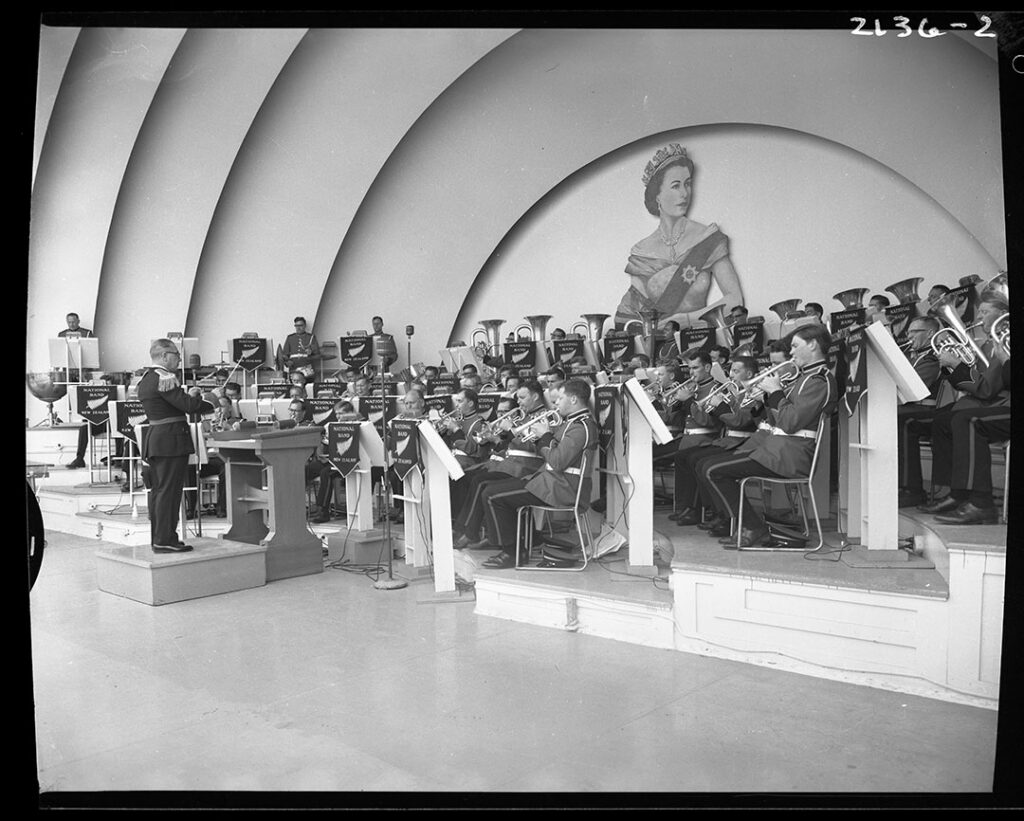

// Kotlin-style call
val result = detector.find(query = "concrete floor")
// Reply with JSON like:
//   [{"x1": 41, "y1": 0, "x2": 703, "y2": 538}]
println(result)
[{"x1": 29, "y1": 530, "x2": 1003, "y2": 804}]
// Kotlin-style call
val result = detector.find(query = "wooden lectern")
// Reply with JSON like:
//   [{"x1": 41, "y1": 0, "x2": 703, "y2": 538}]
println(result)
[
  {"x1": 213, "y1": 426, "x2": 324, "y2": 581},
  {"x1": 838, "y1": 323, "x2": 929, "y2": 564},
  {"x1": 602, "y1": 378, "x2": 674, "y2": 573}
]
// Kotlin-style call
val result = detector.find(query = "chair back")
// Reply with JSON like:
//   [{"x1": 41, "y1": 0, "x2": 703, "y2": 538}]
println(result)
[
  {"x1": 806, "y1": 414, "x2": 828, "y2": 483},
  {"x1": 571, "y1": 450, "x2": 591, "y2": 512}
]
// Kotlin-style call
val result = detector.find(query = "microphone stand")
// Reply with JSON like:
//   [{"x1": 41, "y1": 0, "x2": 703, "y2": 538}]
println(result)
[{"x1": 373, "y1": 339, "x2": 407, "y2": 591}]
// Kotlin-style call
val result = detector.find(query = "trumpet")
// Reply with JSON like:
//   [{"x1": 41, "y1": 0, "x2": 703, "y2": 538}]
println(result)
[
  {"x1": 644, "y1": 380, "x2": 664, "y2": 399},
  {"x1": 432, "y1": 408, "x2": 463, "y2": 431},
  {"x1": 930, "y1": 290, "x2": 989, "y2": 368},
  {"x1": 991, "y1": 313, "x2": 1010, "y2": 356},
  {"x1": 509, "y1": 408, "x2": 563, "y2": 441},
  {"x1": 739, "y1": 362, "x2": 800, "y2": 407},
  {"x1": 698, "y1": 379, "x2": 742, "y2": 411},
  {"x1": 661, "y1": 377, "x2": 698, "y2": 404}
]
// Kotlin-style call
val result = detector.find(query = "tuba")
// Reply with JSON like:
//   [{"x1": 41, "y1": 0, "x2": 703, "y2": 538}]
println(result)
[
  {"x1": 698, "y1": 304, "x2": 734, "y2": 347},
  {"x1": 573, "y1": 313, "x2": 611, "y2": 341},
  {"x1": 26, "y1": 371, "x2": 68, "y2": 427},
  {"x1": 471, "y1": 319, "x2": 506, "y2": 360},
  {"x1": 769, "y1": 299, "x2": 804, "y2": 321},
  {"x1": 885, "y1": 277, "x2": 924, "y2": 305},
  {"x1": 930, "y1": 290, "x2": 989, "y2": 368},
  {"x1": 833, "y1": 287, "x2": 869, "y2": 310},
  {"x1": 979, "y1": 271, "x2": 1008, "y2": 304}
]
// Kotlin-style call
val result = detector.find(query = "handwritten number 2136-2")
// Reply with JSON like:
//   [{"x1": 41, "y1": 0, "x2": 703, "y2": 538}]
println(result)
[{"x1": 850, "y1": 15, "x2": 995, "y2": 38}]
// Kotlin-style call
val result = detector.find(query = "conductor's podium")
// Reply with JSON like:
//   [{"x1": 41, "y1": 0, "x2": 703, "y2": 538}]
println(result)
[{"x1": 214, "y1": 426, "x2": 324, "y2": 581}]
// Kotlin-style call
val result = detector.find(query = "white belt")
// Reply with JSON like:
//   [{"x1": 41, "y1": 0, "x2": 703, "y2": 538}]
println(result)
[
  {"x1": 452, "y1": 449, "x2": 467, "y2": 456},
  {"x1": 684, "y1": 427, "x2": 715, "y2": 435},
  {"x1": 545, "y1": 465, "x2": 582, "y2": 475},
  {"x1": 758, "y1": 422, "x2": 815, "y2": 439},
  {"x1": 725, "y1": 430, "x2": 751, "y2": 438},
  {"x1": 917, "y1": 398, "x2": 937, "y2": 406},
  {"x1": 506, "y1": 449, "x2": 540, "y2": 459},
  {"x1": 489, "y1": 454, "x2": 505, "y2": 462}
]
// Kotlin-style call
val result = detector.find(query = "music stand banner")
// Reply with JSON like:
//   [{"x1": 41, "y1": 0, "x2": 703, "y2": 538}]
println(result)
[
  {"x1": 595, "y1": 385, "x2": 618, "y2": 451},
  {"x1": 77, "y1": 385, "x2": 117, "y2": 426},
  {"x1": 829, "y1": 308, "x2": 866, "y2": 335},
  {"x1": 258, "y1": 382, "x2": 291, "y2": 398},
  {"x1": 503, "y1": 340, "x2": 536, "y2": 370},
  {"x1": 682, "y1": 327, "x2": 714, "y2": 355},
  {"x1": 552, "y1": 339, "x2": 584, "y2": 365},
  {"x1": 339, "y1": 336, "x2": 373, "y2": 371},
  {"x1": 755, "y1": 352, "x2": 773, "y2": 372},
  {"x1": 327, "y1": 421, "x2": 361, "y2": 477},
  {"x1": 390, "y1": 418, "x2": 421, "y2": 481},
  {"x1": 114, "y1": 399, "x2": 147, "y2": 443},
  {"x1": 308, "y1": 398, "x2": 339, "y2": 426},
  {"x1": 884, "y1": 304, "x2": 917, "y2": 344},
  {"x1": 360, "y1": 395, "x2": 397, "y2": 430},
  {"x1": 424, "y1": 394, "x2": 453, "y2": 416},
  {"x1": 732, "y1": 321, "x2": 765, "y2": 353},
  {"x1": 313, "y1": 380, "x2": 343, "y2": 398},
  {"x1": 946, "y1": 283, "x2": 977, "y2": 324},
  {"x1": 827, "y1": 337, "x2": 848, "y2": 398},
  {"x1": 231, "y1": 338, "x2": 268, "y2": 372},
  {"x1": 842, "y1": 325, "x2": 868, "y2": 416},
  {"x1": 602, "y1": 336, "x2": 634, "y2": 370},
  {"x1": 429, "y1": 374, "x2": 459, "y2": 395},
  {"x1": 476, "y1": 392, "x2": 502, "y2": 421}
]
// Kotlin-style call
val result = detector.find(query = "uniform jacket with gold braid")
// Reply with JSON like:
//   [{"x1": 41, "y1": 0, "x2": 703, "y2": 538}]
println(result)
[
  {"x1": 707, "y1": 390, "x2": 765, "y2": 451},
  {"x1": 907, "y1": 348, "x2": 942, "y2": 402},
  {"x1": 445, "y1": 411, "x2": 488, "y2": 466},
  {"x1": 524, "y1": 408, "x2": 598, "y2": 507},
  {"x1": 684, "y1": 375, "x2": 727, "y2": 436},
  {"x1": 654, "y1": 388, "x2": 688, "y2": 436},
  {"x1": 734, "y1": 361, "x2": 837, "y2": 478},
  {"x1": 486, "y1": 405, "x2": 549, "y2": 479},
  {"x1": 137, "y1": 367, "x2": 215, "y2": 459}
]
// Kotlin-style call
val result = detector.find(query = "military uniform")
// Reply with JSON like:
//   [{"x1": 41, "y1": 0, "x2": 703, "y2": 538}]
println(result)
[
  {"x1": 696, "y1": 361, "x2": 837, "y2": 533},
  {"x1": 137, "y1": 367, "x2": 214, "y2": 546},
  {"x1": 897, "y1": 347, "x2": 944, "y2": 501}
]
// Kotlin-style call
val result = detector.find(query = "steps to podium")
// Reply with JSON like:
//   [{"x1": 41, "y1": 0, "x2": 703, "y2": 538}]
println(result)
[{"x1": 96, "y1": 538, "x2": 267, "y2": 605}]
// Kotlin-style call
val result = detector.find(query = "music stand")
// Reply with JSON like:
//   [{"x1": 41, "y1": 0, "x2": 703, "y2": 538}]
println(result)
[
  {"x1": 372, "y1": 335, "x2": 405, "y2": 591},
  {"x1": 50, "y1": 337, "x2": 100, "y2": 419}
]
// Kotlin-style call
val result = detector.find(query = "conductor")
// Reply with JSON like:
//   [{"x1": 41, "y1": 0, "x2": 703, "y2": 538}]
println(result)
[{"x1": 138, "y1": 338, "x2": 214, "y2": 553}]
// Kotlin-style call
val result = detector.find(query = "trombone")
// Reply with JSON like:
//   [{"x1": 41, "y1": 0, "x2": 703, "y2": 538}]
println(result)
[
  {"x1": 739, "y1": 361, "x2": 799, "y2": 407},
  {"x1": 509, "y1": 408, "x2": 563, "y2": 441}
]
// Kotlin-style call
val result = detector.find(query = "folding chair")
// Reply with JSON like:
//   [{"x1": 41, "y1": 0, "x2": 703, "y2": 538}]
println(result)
[{"x1": 515, "y1": 451, "x2": 594, "y2": 571}]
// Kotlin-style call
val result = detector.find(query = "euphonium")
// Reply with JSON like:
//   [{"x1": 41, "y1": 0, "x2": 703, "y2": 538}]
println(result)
[
  {"x1": 510, "y1": 408, "x2": 563, "y2": 441},
  {"x1": 832, "y1": 287, "x2": 869, "y2": 310},
  {"x1": 769, "y1": 299, "x2": 804, "y2": 321},
  {"x1": 930, "y1": 290, "x2": 989, "y2": 368},
  {"x1": 991, "y1": 313, "x2": 1010, "y2": 355},
  {"x1": 432, "y1": 408, "x2": 463, "y2": 431},
  {"x1": 739, "y1": 361, "x2": 800, "y2": 407},
  {"x1": 698, "y1": 304, "x2": 734, "y2": 347},
  {"x1": 885, "y1": 277, "x2": 924, "y2": 305},
  {"x1": 979, "y1": 271, "x2": 1008, "y2": 304}
]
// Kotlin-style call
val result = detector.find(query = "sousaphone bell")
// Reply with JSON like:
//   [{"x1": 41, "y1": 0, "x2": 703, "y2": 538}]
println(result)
[
  {"x1": 697, "y1": 304, "x2": 734, "y2": 348},
  {"x1": 769, "y1": 299, "x2": 805, "y2": 321},
  {"x1": 832, "y1": 288, "x2": 869, "y2": 310}
]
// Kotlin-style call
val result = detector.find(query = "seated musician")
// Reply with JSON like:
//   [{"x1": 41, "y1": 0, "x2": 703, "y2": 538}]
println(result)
[
  {"x1": 708, "y1": 345, "x2": 730, "y2": 371},
  {"x1": 927, "y1": 283, "x2": 951, "y2": 307},
  {"x1": 896, "y1": 316, "x2": 944, "y2": 507},
  {"x1": 541, "y1": 366, "x2": 566, "y2": 405},
  {"x1": 343, "y1": 374, "x2": 372, "y2": 406},
  {"x1": 670, "y1": 355, "x2": 763, "y2": 527},
  {"x1": 803, "y1": 302, "x2": 824, "y2": 323},
  {"x1": 920, "y1": 294, "x2": 1010, "y2": 523},
  {"x1": 503, "y1": 374, "x2": 523, "y2": 395},
  {"x1": 451, "y1": 381, "x2": 549, "y2": 549},
  {"x1": 656, "y1": 320, "x2": 682, "y2": 365},
  {"x1": 460, "y1": 372, "x2": 483, "y2": 393},
  {"x1": 649, "y1": 363, "x2": 688, "y2": 460},
  {"x1": 437, "y1": 388, "x2": 488, "y2": 470},
  {"x1": 479, "y1": 379, "x2": 598, "y2": 569},
  {"x1": 729, "y1": 305, "x2": 749, "y2": 325},
  {"x1": 57, "y1": 311, "x2": 94, "y2": 338},
  {"x1": 667, "y1": 348, "x2": 722, "y2": 453},
  {"x1": 696, "y1": 324, "x2": 837, "y2": 547}
]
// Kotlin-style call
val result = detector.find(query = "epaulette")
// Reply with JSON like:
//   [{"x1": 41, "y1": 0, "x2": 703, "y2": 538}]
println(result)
[{"x1": 154, "y1": 367, "x2": 179, "y2": 392}]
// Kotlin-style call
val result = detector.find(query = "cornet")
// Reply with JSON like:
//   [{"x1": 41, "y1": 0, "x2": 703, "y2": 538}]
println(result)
[
  {"x1": 698, "y1": 380, "x2": 741, "y2": 412},
  {"x1": 739, "y1": 361, "x2": 799, "y2": 407},
  {"x1": 510, "y1": 409, "x2": 563, "y2": 441},
  {"x1": 432, "y1": 408, "x2": 463, "y2": 432},
  {"x1": 661, "y1": 376, "x2": 698, "y2": 404},
  {"x1": 473, "y1": 405, "x2": 526, "y2": 441},
  {"x1": 930, "y1": 290, "x2": 989, "y2": 368}
]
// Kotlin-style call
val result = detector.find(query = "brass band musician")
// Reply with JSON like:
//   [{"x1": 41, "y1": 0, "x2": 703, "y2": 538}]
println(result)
[{"x1": 896, "y1": 316, "x2": 945, "y2": 508}]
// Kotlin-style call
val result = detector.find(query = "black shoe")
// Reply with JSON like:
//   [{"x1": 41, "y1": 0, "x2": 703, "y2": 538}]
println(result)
[
  {"x1": 590, "y1": 497, "x2": 606, "y2": 513},
  {"x1": 537, "y1": 557, "x2": 580, "y2": 568},
  {"x1": 668, "y1": 507, "x2": 697, "y2": 522},
  {"x1": 453, "y1": 533, "x2": 473, "y2": 549},
  {"x1": 152, "y1": 543, "x2": 193, "y2": 553},
  {"x1": 707, "y1": 523, "x2": 732, "y2": 538},
  {"x1": 918, "y1": 496, "x2": 959, "y2": 515},
  {"x1": 934, "y1": 502, "x2": 999, "y2": 525},
  {"x1": 311, "y1": 513, "x2": 331, "y2": 524},
  {"x1": 719, "y1": 524, "x2": 769, "y2": 548},
  {"x1": 674, "y1": 509, "x2": 703, "y2": 526},
  {"x1": 699, "y1": 515, "x2": 727, "y2": 531},
  {"x1": 898, "y1": 489, "x2": 927, "y2": 508},
  {"x1": 482, "y1": 551, "x2": 514, "y2": 569},
  {"x1": 67, "y1": 458, "x2": 86, "y2": 469}
]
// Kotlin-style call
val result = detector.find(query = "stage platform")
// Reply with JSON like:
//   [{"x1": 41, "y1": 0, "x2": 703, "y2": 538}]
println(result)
[{"x1": 472, "y1": 509, "x2": 1005, "y2": 710}]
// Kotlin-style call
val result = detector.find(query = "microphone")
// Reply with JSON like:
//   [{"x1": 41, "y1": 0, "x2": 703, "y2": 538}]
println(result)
[{"x1": 405, "y1": 325, "x2": 415, "y2": 337}]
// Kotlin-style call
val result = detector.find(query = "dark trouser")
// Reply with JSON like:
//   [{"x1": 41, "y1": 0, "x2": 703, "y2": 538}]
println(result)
[
  {"x1": 370, "y1": 465, "x2": 403, "y2": 510},
  {"x1": 898, "y1": 403, "x2": 938, "y2": 492},
  {"x1": 481, "y1": 480, "x2": 541, "y2": 548},
  {"x1": 146, "y1": 455, "x2": 189, "y2": 545},
  {"x1": 697, "y1": 451, "x2": 788, "y2": 530},
  {"x1": 949, "y1": 407, "x2": 1011, "y2": 508},
  {"x1": 672, "y1": 442, "x2": 718, "y2": 511},
  {"x1": 457, "y1": 473, "x2": 525, "y2": 537},
  {"x1": 930, "y1": 398, "x2": 1004, "y2": 488},
  {"x1": 305, "y1": 460, "x2": 338, "y2": 510}
]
